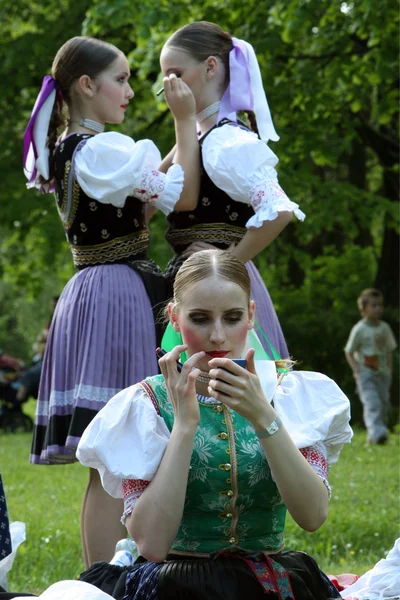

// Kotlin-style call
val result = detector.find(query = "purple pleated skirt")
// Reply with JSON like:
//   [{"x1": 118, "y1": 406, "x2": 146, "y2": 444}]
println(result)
[
  {"x1": 30, "y1": 264, "x2": 158, "y2": 465},
  {"x1": 246, "y1": 261, "x2": 289, "y2": 359}
]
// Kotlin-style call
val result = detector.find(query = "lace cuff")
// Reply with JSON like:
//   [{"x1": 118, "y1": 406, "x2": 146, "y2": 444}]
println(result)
[
  {"x1": 121, "y1": 478, "x2": 150, "y2": 525},
  {"x1": 299, "y1": 442, "x2": 331, "y2": 498},
  {"x1": 246, "y1": 180, "x2": 306, "y2": 228},
  {"x1": 133, "y1": 163, "x2": 183, "y2": 216}
]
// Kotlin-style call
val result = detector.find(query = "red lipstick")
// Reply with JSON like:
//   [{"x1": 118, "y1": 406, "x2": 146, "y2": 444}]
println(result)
[{"x1": 205, "y1": 350, "x2": 229, "y2": 358}]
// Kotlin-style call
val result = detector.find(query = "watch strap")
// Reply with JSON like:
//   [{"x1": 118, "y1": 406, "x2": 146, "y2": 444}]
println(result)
[{"x1": 255, "y1": 415, "x2": 283, "y2": 439}]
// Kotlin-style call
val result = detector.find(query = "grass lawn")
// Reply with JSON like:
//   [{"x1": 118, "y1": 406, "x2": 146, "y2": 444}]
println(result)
[{"x1": 1, "y1": 400, "x2": 399, "y2": 595}]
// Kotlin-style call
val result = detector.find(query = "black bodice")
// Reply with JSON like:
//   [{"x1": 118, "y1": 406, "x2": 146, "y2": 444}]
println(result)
[
  {"x1": 53, "y1": 133, "x2": 149, "y2": 269},
  {"x1": 165, "y1": 119, "x2": 255, "y2": 254}
]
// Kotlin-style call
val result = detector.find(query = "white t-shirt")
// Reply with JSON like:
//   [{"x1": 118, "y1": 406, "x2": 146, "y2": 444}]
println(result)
[{"x1": 344, "y1": 319, "x2": 397, "y2": 375}]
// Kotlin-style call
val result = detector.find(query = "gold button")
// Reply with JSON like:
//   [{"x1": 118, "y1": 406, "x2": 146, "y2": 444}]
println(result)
[
  {"x1": 225, "y1": 448, "x2": 231, "y2": 455},
  {"x1": 229, "y1": 537, "x2": 237, "y2": 544},
  {"x1": 225, "y1": 512, "x2": 233, "y2": 518},
  {"x1": 216, "y1": 405, "x2": 223, "y2": 412},
  {"x1": 219, "y1": 463, "x2": 231, "y2": 471},
  {"x1": 227, "y1": 490, "x2": 233, "y2": 497},
  {"x1": 226, "y1": 478, "x2": 231, "y2": 484},
  {"x1": 217, "y1": 432, "x2": 228, "y2": 440}
]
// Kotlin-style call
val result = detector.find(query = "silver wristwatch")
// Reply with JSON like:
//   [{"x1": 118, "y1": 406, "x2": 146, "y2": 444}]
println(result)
[{"x1": 255, "y1": 416, "x2": 283, "y2": 439}]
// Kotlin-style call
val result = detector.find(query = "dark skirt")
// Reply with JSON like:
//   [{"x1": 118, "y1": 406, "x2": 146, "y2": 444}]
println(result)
[{"x1": 78, "y1": 551, "x2": 341, "y2": 600}]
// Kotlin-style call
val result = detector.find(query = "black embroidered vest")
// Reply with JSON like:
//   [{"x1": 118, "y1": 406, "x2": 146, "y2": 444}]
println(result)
[
  {"x1": 165, "y1": 119, "x2": 255, "y2": 254},
  {"x1": 53, "y1": 133, "x2": 150, "y2": 269}
]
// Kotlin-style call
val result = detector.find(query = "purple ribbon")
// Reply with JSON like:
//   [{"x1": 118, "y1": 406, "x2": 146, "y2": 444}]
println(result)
[
  {"x1": 218, "y1": 38, "x2": 254, "y2": 122},
  {"x1": 23, "y1": 75, "x2": 58, "y2": 191}
]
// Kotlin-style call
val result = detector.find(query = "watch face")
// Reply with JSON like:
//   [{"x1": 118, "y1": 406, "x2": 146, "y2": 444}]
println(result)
[{"x1": 267, "y1": 421, "x2": 279, "y2": 434}]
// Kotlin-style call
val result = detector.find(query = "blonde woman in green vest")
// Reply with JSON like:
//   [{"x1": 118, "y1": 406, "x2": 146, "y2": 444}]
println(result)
[{"x1": 77, "y1": 249, "x2": 352, "y2": 599}]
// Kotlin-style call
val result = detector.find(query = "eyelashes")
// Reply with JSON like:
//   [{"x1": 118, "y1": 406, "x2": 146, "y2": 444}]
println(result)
[{"x1": 188, "y1": 315, "x2": 244, "y2": 325}]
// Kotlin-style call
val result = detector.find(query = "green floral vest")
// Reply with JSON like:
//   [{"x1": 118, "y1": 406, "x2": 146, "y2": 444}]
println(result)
[{"x1": 140, "y1": 375, "x2": 287, "y2": 555}]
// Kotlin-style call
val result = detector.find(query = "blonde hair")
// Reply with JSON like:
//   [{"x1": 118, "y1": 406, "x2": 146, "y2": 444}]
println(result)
[
  {"x1": 357, "y1": 288, "x2": 383, "y2": 311},
  {"x1": 172, "y1": 249, "x2": 250, "y2": 312},
  {"x1": 168, "y1": 250, "x2": 293, "y2": 370}
]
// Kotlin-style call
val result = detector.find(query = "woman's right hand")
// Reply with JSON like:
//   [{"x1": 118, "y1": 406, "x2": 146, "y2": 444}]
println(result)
[
  {"x1": 163, "y1": 75, "x2": 196, "y2": 122},
  {"x1": 158, "y1": 344, "x2": 204, "y2": 428}
]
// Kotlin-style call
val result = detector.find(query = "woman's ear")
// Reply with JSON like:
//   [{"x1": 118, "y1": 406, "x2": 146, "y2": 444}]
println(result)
[
  {"x1": 204, "y1": 56, "x2": 219, "y2": 80},
  {"x1": 248, "y1": 300, "x2": 256, "y2": 330},
  {"x1": 168, "y1": 302, "x2": 180, "y2": 331},
  {"x1": 77, "y1": 74, "x2": 96, "y2": 98}
]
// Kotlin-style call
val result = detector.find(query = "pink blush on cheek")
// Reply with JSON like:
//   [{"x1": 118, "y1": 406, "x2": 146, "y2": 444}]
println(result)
[
  {"x1": 233, "y1": 322, "x2": 250, "y2": 347},
  {"x1": 179, "y1": 323, "x2": 203, "y2": 353}
]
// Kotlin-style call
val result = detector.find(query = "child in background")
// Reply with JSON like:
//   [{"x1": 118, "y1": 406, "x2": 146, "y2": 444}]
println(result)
[{"x1": 344, "y1": 288, "x2": 397, "y2": 444}]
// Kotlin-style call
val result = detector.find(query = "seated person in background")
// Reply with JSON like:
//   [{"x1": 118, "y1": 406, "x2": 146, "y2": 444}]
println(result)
[
  {"x1": 16, "y1": 296, "x2": 59, "y2": 403},
  {"x1": 77, "y1": 249, "x2": 353, "y2": 600}
]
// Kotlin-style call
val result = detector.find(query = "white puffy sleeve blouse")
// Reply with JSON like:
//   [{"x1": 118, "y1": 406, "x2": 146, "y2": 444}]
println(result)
[
  {"x1": 201, "y1": 124, "x2": 305, "y2": 228},
  {"x1": 77, "y1": 365, "x2": 352, "y2": 505},
  {"x1": 73, "y1": 132, "x2": 184, "y2": 215}
]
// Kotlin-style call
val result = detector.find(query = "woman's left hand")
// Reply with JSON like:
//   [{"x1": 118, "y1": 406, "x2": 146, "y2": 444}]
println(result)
[{"x1": 207, "y1": 349, "x2": 275, "y2": 428}]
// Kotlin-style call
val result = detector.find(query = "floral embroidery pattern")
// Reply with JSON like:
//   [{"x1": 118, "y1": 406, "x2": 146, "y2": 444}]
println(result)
[
  {"x1": 117, "y1": 208, "x2": 123, "y2": 218},
  {"x1": 89, "y1": 201, "x2": 97, "y2": 212},
  {"x1": 80, "y1": 223, "x2": 87, "y2": 232},
  {"x1": 122, "y1": 478, "x2": 150, "y2": 499},
  {"x1": 121, "y1": 478, "x2": 150, "y2": 523},
  {"x1": 250, "y1": 180, "x2": 287, "y2": 211},
  {"x1": 133, "y1": 167, "x2": 166, "y2": 206},
  {"x1": 101, "y1": 229, "x2": 110, "y2": 239},
  {"x1": 237, "y1": 425, "x2": 271, "y2": 486},
  {"x1": 300, "y1": 443, "x2": 331, "y2": 496},
  {"x1": 201, "y1": 197, "x2": 211, "y2": 206},
  {"x1": 143, "y1": 375, "x2": 287, "y2": 555},
  {"x1": 189, "y1": 426, "x2": 216, "y2": 482}
]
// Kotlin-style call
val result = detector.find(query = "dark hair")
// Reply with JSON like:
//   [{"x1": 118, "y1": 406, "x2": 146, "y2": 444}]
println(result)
[
  {"x1": 357, "y1": 288, "x2": 384, "y2": 310},
  {"x1": 165, "y1": 22, "x2": 259, "y2": 135},
  {"x1": 40, "y1": 36, "x2": 121, "y2": 186}
]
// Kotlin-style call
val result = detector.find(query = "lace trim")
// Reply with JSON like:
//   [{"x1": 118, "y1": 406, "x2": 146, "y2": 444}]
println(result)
[
  {"x1": 40, "y1": 384, "x2": 121, "y2": 414},
  {"x1": 247, "y1": 181, "x2": 305, "y2": 228}
]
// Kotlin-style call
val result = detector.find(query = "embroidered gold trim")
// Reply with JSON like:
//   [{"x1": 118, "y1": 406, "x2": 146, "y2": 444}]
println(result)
[
  {"x1": 65, "y1": 179, "x2": 80, "y2": 229},
  {"x1": 57, "y1": 160, "x2": 71, "y2": 218},
  {"x1": 70, "y1": 230, "x2": 149, "y2": 267},
  {"x1": 166, "y1": 223, "x2": 246, "y2": 248},
  {"x1": 223, "y1": 406, "x2": 240, "y2": 544}
]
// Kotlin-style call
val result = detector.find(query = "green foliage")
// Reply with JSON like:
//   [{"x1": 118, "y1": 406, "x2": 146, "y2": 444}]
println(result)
[
  {"x1": 2, "y1": 422, "x2": 399, "y2": 592},
  {"x1": 0, "y1": 0, "x2": 398, "y2": 407}
]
